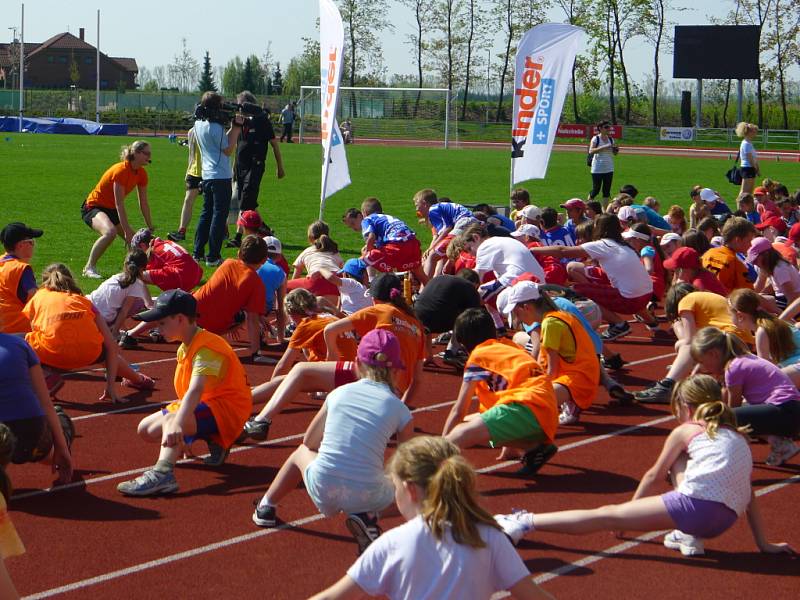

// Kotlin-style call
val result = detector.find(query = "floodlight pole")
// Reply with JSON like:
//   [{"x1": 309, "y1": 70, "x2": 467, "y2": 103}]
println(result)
[
  {"x1": 695, "y1": 79, "x2": 702, "y2": 129},
  {"x1": 736, "y1": 79, "x2": 743, "y2": 124},
  {"x1": 96, "y1": 10, "x2": 100, "y2": 123},
  {"x1": 18, "y1": 3, "x2": 24, "y2": 133}
]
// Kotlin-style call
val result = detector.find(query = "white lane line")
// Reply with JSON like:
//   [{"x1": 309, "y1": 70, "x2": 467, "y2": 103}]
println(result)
[{"x1": 21, "y1": 397, "x2": 684, "y2": 598}]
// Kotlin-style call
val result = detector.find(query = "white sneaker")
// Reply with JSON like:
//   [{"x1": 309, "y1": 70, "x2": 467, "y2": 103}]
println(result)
[
  {"x1": 558, "y1": 399, "x2": 581, "y2": 425},
  {"x1": 765, "y1": 436, "x2": 800, "y2": 466},
  {"x1": 495, "y1": 511, "x2": 533, "y2": 546},
  {"x1": 663, "y1": 529, "x2": 705, "y2": 556},
  {"x1": 82, "y1": 266, "x2": 103, "y2": 279}
]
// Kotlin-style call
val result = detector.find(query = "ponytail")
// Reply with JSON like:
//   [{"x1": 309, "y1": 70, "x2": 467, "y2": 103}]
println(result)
[
  {"x1": 313, "y1": 233, "x2": 339, "y2": 254},
  {"x1": 0, "y1": 424, "x2": 15, "y2": 501},
  {"x1": 671, "y1": 375, "x2": 750, "y2": 438},
  {"x1": 119, "y1": 249, "x2": 148, "y2": 289},
  {"x1": 370, "y1": 273, "x2": 415, "y2": 318},
  {"x1": 689, "y1": 326, "x2": 749, "y2": 369},
  {"x1": 120, "y1": 140, "x2": 149, "y2": 162},
  {"x1": 729, "y1": 288, "x2": 796, "y2": 363},
  {"x1": 356, "y1": 361, "x2": 396, "y2": 394},
  {"x1": 388, "y1": 436, "x2": 499, "y2": 548},
  {"x1": 41, "y1": 263, "x2": 82, "y2": 295},
  {"x1": 692, "y1": 400, "x2": 745, "y2": 439}
]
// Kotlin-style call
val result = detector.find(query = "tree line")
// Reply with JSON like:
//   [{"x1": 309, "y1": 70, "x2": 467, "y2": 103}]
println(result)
[{"x1": 134, "y1": 0, "x2": 799, "y2": 128}]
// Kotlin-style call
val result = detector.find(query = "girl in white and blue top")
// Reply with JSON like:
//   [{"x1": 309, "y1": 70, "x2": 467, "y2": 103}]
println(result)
[
  {"x1": 736, "y1": 121, "x2": 760, "y2": 195},
  {"x1": 588, "y1": 120, "x2": 617, "y2": 201},
  {"x1": 495, "y1": 375, "x2": 794, "y2": 558}
]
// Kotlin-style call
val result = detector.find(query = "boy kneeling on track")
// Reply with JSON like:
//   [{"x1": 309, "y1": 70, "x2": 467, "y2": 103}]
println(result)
[
  {"x1": 117, "y1": 289, "x2": 252, "y2": 496},
  {"x1": 442, "y1": 308, "x2": 559, "y2": 477}
]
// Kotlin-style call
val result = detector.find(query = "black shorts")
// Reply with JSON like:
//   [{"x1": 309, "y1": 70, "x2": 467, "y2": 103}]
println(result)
[
  {"x1": 740, "y1": 166, "x2": 757, "y2": 179},
  {"x1": 5, "y1": 416, "x2": 52, "y2": 464},
  {"x1": 81, "y1": 202, "x2": 120, "y2": 228},
  {"x1": 185, "y1": 175, "x2": 203, "y2": 191}
]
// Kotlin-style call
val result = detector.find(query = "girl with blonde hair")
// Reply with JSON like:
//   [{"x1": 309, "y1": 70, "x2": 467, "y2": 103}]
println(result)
[
  {"x1": 735, "y1": 122, "x2": 760, "y2": 195},
  {"x1": 311, "y1": 436, "x2": 553, "y2": 600},
  {"x1": 495, "y1": 374, "x2": 793, "y2": 558},
  {"x1": 690, "y1": 326, "x2": 800, "y2": 467}
]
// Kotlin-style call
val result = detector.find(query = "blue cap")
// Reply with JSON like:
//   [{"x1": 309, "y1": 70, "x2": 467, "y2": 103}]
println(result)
[{"x1": 341, "y1": 258, "x2": 367, "y2": 279}]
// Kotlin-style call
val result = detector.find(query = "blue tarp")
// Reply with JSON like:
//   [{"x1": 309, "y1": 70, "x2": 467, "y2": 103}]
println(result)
[{"x1": 0, "y1": 116, "x2": 128, "y2": 136}]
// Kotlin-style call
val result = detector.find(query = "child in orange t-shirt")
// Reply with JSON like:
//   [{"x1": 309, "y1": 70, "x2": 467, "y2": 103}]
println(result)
[
  {"x1": 23, "y1": 264, "x2": 153, "y2": 404},
  {"x1": 442, "y1": 308, "x2": 559, "y2": 478},
  {"x1": 117, "y1": 290, "x2": 253, "y2": 495}
]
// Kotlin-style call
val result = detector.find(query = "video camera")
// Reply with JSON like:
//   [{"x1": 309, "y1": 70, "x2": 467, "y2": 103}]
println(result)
[{"x1": 193, "y1": 101, "x2": 263, "y2": 125}]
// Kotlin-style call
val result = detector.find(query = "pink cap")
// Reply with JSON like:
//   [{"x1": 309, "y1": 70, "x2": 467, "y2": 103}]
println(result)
[
  {"x1": 746, "y1": 237, "x2": 773, "y2": 263},
  {"x1": 357, "y1": 329, "x2": 405, "y2": 370}
]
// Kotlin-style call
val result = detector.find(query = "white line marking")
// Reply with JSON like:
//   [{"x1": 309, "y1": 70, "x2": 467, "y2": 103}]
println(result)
[{"x1": 21, "y1": 394, "x2": 687, "y2": 598}]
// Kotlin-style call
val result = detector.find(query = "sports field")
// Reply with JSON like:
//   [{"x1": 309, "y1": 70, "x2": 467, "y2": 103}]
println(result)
[{"x1": 3, "y1": 132, "x2": 798, "y2": 291}]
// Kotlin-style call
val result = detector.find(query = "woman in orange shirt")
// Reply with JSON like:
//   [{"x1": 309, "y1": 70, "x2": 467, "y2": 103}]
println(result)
[
  {"x1": 81, "y1": 141, "x2": 155, "y2": 279},
  {"x1": 23, "y1": 264, "x2": 154, "y2": 404}
]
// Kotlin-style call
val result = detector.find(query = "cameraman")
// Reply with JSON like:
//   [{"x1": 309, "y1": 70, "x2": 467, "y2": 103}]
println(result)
[
  {"x1": 192, "y1": 92, "x2": 243, "y2": 267},
  {"x1": 228, "y1": 91, "x2": 286, "y2": 248}
]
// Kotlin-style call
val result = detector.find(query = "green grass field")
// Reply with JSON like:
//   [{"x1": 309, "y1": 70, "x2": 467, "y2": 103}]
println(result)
[{"x1": 2, "y1": 133, "x2": 798, "y2": 292}]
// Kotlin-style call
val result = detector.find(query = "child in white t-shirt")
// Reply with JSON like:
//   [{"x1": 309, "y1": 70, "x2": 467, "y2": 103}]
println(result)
[
  {"x1": 314, "y1": 258, "x2": 372, "y2": 315},
  {"x1": 311, "y1": 436, "x2": 552, "y2": 600},
  {"x1": 289, "y1": 220, "x2": 344, "y2": 306},
  {"x1": 87, "y1": 249, "x2": 153, "y2": 339}
]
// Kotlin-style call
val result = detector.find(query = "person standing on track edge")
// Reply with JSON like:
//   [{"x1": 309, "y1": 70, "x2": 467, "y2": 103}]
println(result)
[
  {"x1": 228, "y1": 91, "x2": 286, "y2": 249},
  {"x1": 81, "y1": 141, "x2": 154, "y2": 279},
  {"x1": 192, "y1": 92, "x2": 244, "y2": 268},
  {"x1": 280, "y1": 102, "x2": 296, "y2": 143},
  {"x1": 587, "y1": 121, "x2": 618, "y2": 204}
]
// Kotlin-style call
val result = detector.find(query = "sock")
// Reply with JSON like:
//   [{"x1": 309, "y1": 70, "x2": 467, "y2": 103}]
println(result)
[
  {"x1": 154, "y1": 459, "x2": 174, "y2": 474},
  {"x1": 258, "y1": 496, "x2": 275, "y2": 510}
]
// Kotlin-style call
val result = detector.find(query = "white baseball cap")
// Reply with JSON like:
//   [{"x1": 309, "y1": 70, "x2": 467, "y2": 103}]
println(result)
[
  {"x1": 617, "y1": 205, "x2": 637, "y2": 222},
  {"x1": 511, "y1": 224, "x2": 541, "y2": 239},
  {"x1": 700, "y1": 188, "x2": 718, "y2": 203},
  {"x1": 622, "y1": 229, "x2": 651, "y2": 242},
  {"x1": 501, "y1": 281, "x2": 541, "y2": 315},
  {"x1": 519, "y1": 205, "x2": 542, "y2": 220},
  {"x1": 262, "y1": 235, "x2": 282, "y2": 254},
  {"x1": 659, "y1": 232, "x2": 682, "y2": 246}
]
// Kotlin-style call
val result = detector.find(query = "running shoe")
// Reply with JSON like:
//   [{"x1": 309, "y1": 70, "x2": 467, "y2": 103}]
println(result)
[
  {"x1": 122, "y1": 373, "x2": 156, "y2": 391},
  {"x1": 241, "y1": 418, "x2": 271, "y2": 442},
  {"x1": 205, "y1": 258, "x2": 223, "y2": 267},
  {"x1": 558, "y1": 400, "x2": 581, "y2": 425},
  {"x1": 148, "y1": 329, "x2": 166, "y2": 343},
  {"x1": 494, "y1": 510, "x2": 533, "y2": 546},
  {"x1": 203, "y1": 441, "x2": 230, "y2": 466},
  {"x1": 765, "y1": 436, "x2": 800, "y2": 466},
  {"x1": 252, "y1": 503, "x2": 277, "y2": 528},
  {"x1": 440, "y1": 349, "x2": 467, "y2": 370},
  {"x1": 663, "y1": 530, "x2": 705, "y2": 556},
  {"x1": 117, "y1": 469, "x2": 178, "y2": 496},
  {"x1": 515, "y1": 443, "x2": 558, "y2": 477},
  {"x1": 434, "y1": 332, "x2": 452, "y2": 344},
  {"x1": 118, "y1": 331, "x2": 140, "y2": 350},
  {"x1": 54, "y1": 405, "x2": 75, "y2": 450},
  {"x1": 600, "y1": 321, "x2": 631, "y2": 341},
  {"x1": 608, "y1": 385, "x2": 636, "y2": 406},
  {"x1": 346, "y1": 512, "x2": 382, "y2": 555},
  {"x1": 634, "y1": 380, "x2": 674, "y2": 404},
  {"x1": 167, "y1": 230, "x2": 186, "y2": 242},
  {"x1": 82, "y1": 266, "x2": 103, "y2": 279},
  {"x1": 601, "y1": 353, "x2": 626, "y2": 370}
]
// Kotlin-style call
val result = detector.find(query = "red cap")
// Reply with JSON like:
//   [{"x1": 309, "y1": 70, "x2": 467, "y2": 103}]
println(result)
[
  {"x1": 663, "y1": 247, "x2": 700, "y2": 270},
  {"x1": 753, "y1": 186, "x2": 769, "y2": 196},
  {"x1": 237, "y1": 210, "x2": 263, "y2": 229},
  {"x1": 755, "y1": 215, "x2": 787, "y2": 234},
  {"x1": 788, "y1": 223, "x2": 800, "y2": 244},
  {"x1": 560, "y1": 198, "x2": 586, "y2": 211}
]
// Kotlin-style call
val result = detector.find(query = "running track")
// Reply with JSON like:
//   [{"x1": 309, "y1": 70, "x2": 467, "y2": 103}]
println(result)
[{"x1": 7, "y1": 322, "x2": 799, "y2": 598}]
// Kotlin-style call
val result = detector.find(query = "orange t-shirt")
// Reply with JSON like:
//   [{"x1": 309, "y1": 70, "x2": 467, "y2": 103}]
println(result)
[
  {"x1": 701, "y1": 245, "x2": 753, "y2": 292},
  {"x1": 85, "y1": 161, "x2": 148, "y2": 210},
  {"x1": 0, "y1": 256, "x2": 33, "y2": 333},
  {"x1": 23, "y1": 288, "x2": 103, "y2": 369},
  {"x1": 464, "y1": 338, "x2": 558, "y2": 442},
  {"x1": 347, "y1": 303, "x2": 425, "y2": 394},
  {"x1": 289, "y1": 314, "x2": 358, "y2": 362},
  {"x1": 168, "y1": 328, "x2": 251, "y2": 449},
  {"x1": 194, "y1": 259, "x2": 266, "y2": 334}
]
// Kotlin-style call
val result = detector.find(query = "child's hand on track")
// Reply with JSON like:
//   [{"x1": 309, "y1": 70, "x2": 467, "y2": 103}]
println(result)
[{"x1": 52, "y1": 447, "x2": 73, "y2": 484}]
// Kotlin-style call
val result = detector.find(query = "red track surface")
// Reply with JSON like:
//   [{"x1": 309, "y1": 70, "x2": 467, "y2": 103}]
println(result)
[{"x1": 7, "y1": 322, "x2": 799, "y2": 599}]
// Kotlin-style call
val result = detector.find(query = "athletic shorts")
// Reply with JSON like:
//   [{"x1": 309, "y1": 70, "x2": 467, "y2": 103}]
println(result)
[
  {"x1": 661, "y1": 491, "x2": 738, "y2": 539},
  {"x1": 585, "y1": 265, "x2": 610, "y2": 285},
  {"x1": 81, "y1": 202, "x2": 120, "y2": 228},
  {"x1": 433, "y1": 235, "x2": 455, "y2": 256},
  {"x1": 162, "y1": 401, "x2": 219, "y2": 444},
  {"x1": 739, "y1": 166, "x2": 757, "y2": 179},
  {"x1": 5, "y1": 416, "x2": 52, "y2": 464},
  {"x1": 364, "y1": 239, "x2": 422, "y2": 272},
  {"x1": 148, "y1": 260, "x2": 203, "y2": 292},
  {"x1": 334, "y1": 361, "x2": 358, "y2": 388},
  {"x1": 287, "y1": 276, "x2": 339, "y2": 297},
  {"x1": 480, "y1": 402, "x2": 545, "y2": 448},
  {"x1": 304, "y1": 462, "x2": 395, "y2": 517},
  {"x1": 185, "y1": 175, "x2": 202, "y2": 191},
  {"x1": 573, "y1": 283, "x2": 650, "y2": 315}
]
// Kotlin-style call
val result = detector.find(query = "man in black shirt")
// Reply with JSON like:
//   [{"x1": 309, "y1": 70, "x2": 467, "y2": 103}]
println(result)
[{"x1": 229, "y1": 91, "x2": 286, "y2": 247}]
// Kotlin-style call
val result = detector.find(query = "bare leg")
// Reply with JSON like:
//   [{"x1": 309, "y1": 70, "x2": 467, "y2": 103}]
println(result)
[
  {"x1": 665, "y1": 344, "x2": 695, "y2": 382},
  {"x1": 254, "y1": 362, "x2": 337, "y2": 422},
  {"x1": 178, "y1": 188, "x2": 200, "y2": 231},
  {"x1": 533, "y1": 495, "x2": 675, "y2": 535},
  {"x1": 553, "y1": 382, "x2": 572, "y2": 409},
  {"x1": 259, "y1": 443, "x2": 318, "y2": 506},
  {"x1": 566, "y1": 261, "x2": 589, "y2": 284},
  {"x1": 85, "y1": 213, "x2": 119, "y2": 271},
  {"x1": 446, "y1": 414, "x2": 493, "y2": 449},
  {"x1": 411, "y1": 265, "x2": 429, "y2": 286}
]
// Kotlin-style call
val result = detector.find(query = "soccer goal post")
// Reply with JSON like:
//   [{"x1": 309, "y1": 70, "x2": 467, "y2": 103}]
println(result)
[{"x1": 298, "y1": 86, "x2": 453, "y2": 148}]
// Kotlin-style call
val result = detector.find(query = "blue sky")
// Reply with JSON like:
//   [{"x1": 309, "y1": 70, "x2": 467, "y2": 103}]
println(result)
[{"x1": 5, "y1": 0, "x2": 751, "y2": 88}]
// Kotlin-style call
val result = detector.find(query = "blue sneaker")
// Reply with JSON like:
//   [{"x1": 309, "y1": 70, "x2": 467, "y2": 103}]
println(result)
[{"x1": 117, "y1": 469, "x2": 178, "y2": 496}]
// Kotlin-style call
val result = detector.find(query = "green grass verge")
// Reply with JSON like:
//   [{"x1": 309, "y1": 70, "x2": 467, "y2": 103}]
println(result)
[{"x1": 1, "y1": 133, "x2": 798, "y2": 293}]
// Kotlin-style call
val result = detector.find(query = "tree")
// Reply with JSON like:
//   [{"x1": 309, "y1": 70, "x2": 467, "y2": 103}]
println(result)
[
  {"x1": 738, "y1": 0, "x2": 774, "y2": 127},
  {"x1": 273, "y1": 62, "x2": 284, "y2": 96},
  {"x1": 554, "y1": 0, "x2": 595, "y2": 122},
  {"x1": 241, "y1": 56, "x2": 258, "y2": 93},
  {"x1": 222, "y1": 57, "x2": 244, "y2": 96},
  {"x1": 283, "y1": 40, "x2": 318, "y2": 97},
  {"x1": 606, "y1": 0, "x2": 647, "y2": 125},
  {"x1": 761, "y1": 0, "x2": 798, "y2": 128},
  {"x1": 198, "y1": 51, "x2": 217, "y2": 93},
  {"x1": 460, "y1": 0, "x2": 487, "y2": 120},
  {"x1": 430, "y1": 1, "x2": 464, "y2": 92},
  {"x1": 493, "y1": 0, "x2": 515, "y2": 123},
  {"x1": 399, "y1": 0, "x2": 434, "y2": 117},
  {"x1": 169, "y1": 38, "x2": 199, "y2": 93},
  {"x1": 69, "y1": 51, "x2": 81, "y2": 87},
  {"x1": 338, "y1": 0, "x2": 394, "y2": 116},
  {"x1": 639, "y1": 0, "x2": 670, "y2": 126}
]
